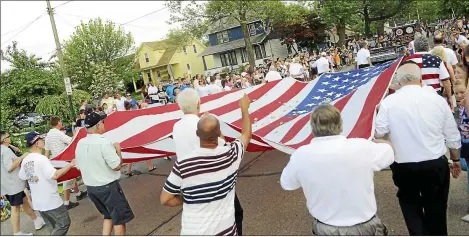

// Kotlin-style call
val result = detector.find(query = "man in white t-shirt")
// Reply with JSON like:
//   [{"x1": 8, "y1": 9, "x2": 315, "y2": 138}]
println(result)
[
  {"x1": 19, "y1": 132, "x2": 76, "y2": 236},
  {"x1": 100, "y1": 93, "x2": 114, "y2": 109},
  {"x1": 44, "y1": 116, "x2": 85, "y2": 209},
  {"x1": 356, "y1": 42, "x2": 372, "y2": 69},
  {"x1": 162, "y1": 93, "x2": 252, "y2": 235},
  {"x1": 311, "y1": 52, "x2": 331, "y2": 75},
  {"x1": 207, "y1": 76, "x2": 222, "y2": 95}
]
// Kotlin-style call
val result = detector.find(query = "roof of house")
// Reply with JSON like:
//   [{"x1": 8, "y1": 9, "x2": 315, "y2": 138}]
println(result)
[
  {"x1": 206, "y1": 17, "x2": 262, "y2": 35},
  {"x1": 139, "y1": 39, "x2": 179, "y2": 69},
  {"x1": 199, "y1": 33, "x2": 268, "y2": 57}
]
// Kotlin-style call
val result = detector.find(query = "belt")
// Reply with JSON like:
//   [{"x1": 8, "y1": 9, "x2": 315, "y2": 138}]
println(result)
[{"x1": 316, "y1": 215, "x2": 376, "y2": 226}]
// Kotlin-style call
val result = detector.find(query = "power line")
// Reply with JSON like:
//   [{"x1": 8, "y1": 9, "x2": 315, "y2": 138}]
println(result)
[
  {"x1": 119, "y1": 7, "x2": 168, "y2": 26},
  {"x1": 1, "y1": 12, "x2": 47, "y2": 47},
  {"x1": 53, "y1": 1, "x2": 72, "y2": 9},
  {"x1": 56, "y1": 14, "x2": 76, "y2": 29}
]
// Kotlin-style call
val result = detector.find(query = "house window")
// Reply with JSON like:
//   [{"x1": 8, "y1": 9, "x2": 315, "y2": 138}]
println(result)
[
  {"x1": 193, "y1": 45, "x2": 197, "y2": 53},
  {"x1": 187, "y1": 63, "x2": 191, "y2": 70},
  {"x1": 144, "y1": 53, "x2": 149, "y2": 63},
  {"x1": 254, "y1": 44, "x2": 266, "y2": 60},
  {"x1": 146, "y1": 72, "x2": 152, "y2": 81},
  {"x1": 217, "y1": 31, "x2": 230, "y2": 44},
  {"x1": 248, "y1": 24, "x2": 257, "y2": 36},
  {"x1": 220, "y1": 51, "x2": 237, "y2": 67},
  {"x1": 240, "y1": 48, "x2": 248, "y2": 63},
  {"x1": 183, "y1": 46, "x2": 187, "y2": 55}
]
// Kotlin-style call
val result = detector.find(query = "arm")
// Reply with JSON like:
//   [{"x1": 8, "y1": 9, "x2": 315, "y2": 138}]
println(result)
[
  {"x1": 7, "y1": 153, "x2": 29, "y2": 172},
  {"x1": 442, "y1": 99, "x2": 461, "y2": 162},
  {"x1": 280, "y1": 152, "x2": 301, "y2": 191},
  {"x1": 160, "y1": 164, "x2": 183, "y2": 207},
  {"x1": 102, "y1": 142, "x2": 123, "y2": 171},
  {"x1": 447, "y1": 62, "x2": 456, "y2": 83},
  {"x1": 374, "y1": 100, "x2": 390, "y2": 138},
  {"x1": 51, "y1": 160, "x2": 76, "y2": 180},
  {"x1": 238, "y1": 94, "x2": 252, "y2": 150},
  {"x1": 370, "y1": 139, "x2": 395, "y2": 171}
]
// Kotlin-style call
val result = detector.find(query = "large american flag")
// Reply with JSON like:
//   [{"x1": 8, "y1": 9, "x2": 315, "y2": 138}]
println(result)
[
  {"x1": 403, "y1": 52, "x2": 447, "y2": 91},
  {"x1": 52, "y1": 58, "x2": 402, "y2": 182}
]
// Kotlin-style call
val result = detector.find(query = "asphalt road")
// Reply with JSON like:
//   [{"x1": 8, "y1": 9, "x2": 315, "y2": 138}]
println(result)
[{"x1": 1, "y1": 150, "x2": 468, "y2": 236}]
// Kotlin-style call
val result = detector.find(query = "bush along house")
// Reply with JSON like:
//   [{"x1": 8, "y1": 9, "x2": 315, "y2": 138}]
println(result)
[{"x1": 199, "y1": 19, "x2": 296, "y2": 74}]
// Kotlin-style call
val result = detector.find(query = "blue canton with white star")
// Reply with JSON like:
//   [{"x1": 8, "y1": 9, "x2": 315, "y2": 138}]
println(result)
[
  {"x1": 422, "y1": 53, "x2": 442, "y2": 68},
  {"x1": 288, "y1": 59, "x2": 397, "y2": 116}
]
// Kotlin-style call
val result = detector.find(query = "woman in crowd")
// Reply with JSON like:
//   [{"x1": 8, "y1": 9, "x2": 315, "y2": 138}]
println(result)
[
  {"x1": 221, "y1": 79, "x2": 231, "y2": 91},
  {"x1": 141, "y1": 84, "x2": 149, "y2": 104},
  {"x1": 157, "y1": 84, "x2": 169, "y2": 104},
  {"x1": 197, "y1": 79, "x2": 209, "y2": 97}
]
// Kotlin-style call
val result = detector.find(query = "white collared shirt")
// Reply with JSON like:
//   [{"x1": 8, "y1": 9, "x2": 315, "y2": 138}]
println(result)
[
  {"x1": 288, "y1": 63, "x2": 304, "y2": 78},
  {"x1": 173, "y1": 114, "x2": 225, "y2": 161},
  {"x1": 44, "y1": 128, "x2": 72, "y2": 159},
  {"x1": 75, "y1": 134, "x2": 121, "y2": 187},
  {"x1": 311, "y1": 57, "x2": 330, "y2": 74},
  {"x1": 264, "y1": 71, "x2": 282, "y2": 82},
  {"x1": 356, "y1": 48, "x2": 371, "y2": 65},
  {"x1": 280, "y1": 135, "x2": 394, "y2": 226},
  {"x1": 375, "y1": 85, "x2": 461, "y2": 163}
]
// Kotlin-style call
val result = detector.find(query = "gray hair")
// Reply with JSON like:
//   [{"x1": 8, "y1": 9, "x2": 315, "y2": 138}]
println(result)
[
  {"x1": 413, "y1": 36, "x2": 429, "y2": 52},
  {"x1": 177, "y1": 88, "x2": 200, "y2": 114},
  {"x1": 394, "y1": 63, "x2": 422, "y2": 85},
  {"x1": 310, "y1": 104, "x2": 343, "y2": 137}
]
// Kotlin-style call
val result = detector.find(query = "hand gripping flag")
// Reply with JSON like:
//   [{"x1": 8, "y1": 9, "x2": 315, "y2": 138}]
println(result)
[{"x1": 52, "y1": 58, "x2": 402, "y2": 182}]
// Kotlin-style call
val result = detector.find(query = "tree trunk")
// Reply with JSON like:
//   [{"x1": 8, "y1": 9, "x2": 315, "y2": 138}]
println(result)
[
  {"x1": 337, "y1": 18, "x2": 346, "y2": 47},
  {"x1": 364, "y1": 5, "x2": 371, "y2": 38},
  {"x1": 241, "y1": 21, "x2": 255, "y2": 73}
]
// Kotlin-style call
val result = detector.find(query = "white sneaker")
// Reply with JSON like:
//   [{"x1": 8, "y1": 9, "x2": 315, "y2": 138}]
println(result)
[
  {"x1": 14, "y1": 231, "x2": 33, "y2": 236},
  {"x1": 34, "y1": 216, "x2": 46, "y2": 230}
]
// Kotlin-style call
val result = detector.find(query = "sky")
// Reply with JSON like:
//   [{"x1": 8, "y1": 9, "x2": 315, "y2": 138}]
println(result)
[{"x1": 1, "y1": 1, "x2": 175, "y2": 72}]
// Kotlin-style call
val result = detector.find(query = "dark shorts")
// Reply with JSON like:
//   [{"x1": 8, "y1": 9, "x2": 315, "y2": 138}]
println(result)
[
  {"x1": 87, "y1": 181, "x2": 134, "y2": 225},
  {"x1": 359, "y1": 64, "x2": 370, "y2": 69},
  {"x1": 5, "y1": 191, "x2": 26, "y2": 206}
]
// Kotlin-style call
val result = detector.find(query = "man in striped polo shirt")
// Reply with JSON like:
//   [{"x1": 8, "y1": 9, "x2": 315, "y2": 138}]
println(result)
[
  {"x1": 403, "y1": 36, "x2": 453, "y2": 110},
  {"x1": 160, "y1": 94, "x2": 252, "y2": 235}
]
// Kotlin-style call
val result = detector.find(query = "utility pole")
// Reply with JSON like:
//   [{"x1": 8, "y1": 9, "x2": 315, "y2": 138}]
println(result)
[{"x1": 46, "y1": 0, "x2": 75, "y2": 124}]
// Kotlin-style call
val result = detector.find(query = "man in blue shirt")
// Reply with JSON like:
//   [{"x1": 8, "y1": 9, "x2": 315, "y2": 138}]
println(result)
[{"x1": 125, "y1": 93, "x2": 138, "y2": 110}]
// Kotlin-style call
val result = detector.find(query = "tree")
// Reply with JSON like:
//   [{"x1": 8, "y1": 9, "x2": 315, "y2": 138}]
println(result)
[
  {"x1": 36, "y1": 90, "x2": 91, "y2": 123},
  {"x1": 166, "y1": 0, "x2": 288, "y2": 72},
  {"x1": 63, "y1": 18, "x2": 136, "y2": 92},
  {"x1": 88, "y1": 61, "x2": 123, "y2": 96},
  {"x1": 319, "y1": 0, "x2": 412, "y2": 43},
  {"x1": 0, "y1": 42, "x2": 63, "y2": 130}
]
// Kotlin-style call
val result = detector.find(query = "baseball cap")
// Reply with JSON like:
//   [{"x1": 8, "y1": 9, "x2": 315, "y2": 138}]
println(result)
[
  {"x1": 84, "y1": 112, "x2": 107, "y2": 128},
  {"x1": 25, "y1": 131, "x2": 46, "y2": 147}
]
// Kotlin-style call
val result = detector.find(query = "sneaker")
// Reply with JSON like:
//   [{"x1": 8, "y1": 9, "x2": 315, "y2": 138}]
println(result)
[
  {"x1": 14, "y1": 231, "x2": 33, "y2": 236},
  {"x1": 34, "y1": 216, "x2": 46, "y2": 230},
  {"x1": 76, "y1": 191, "x2": 88, "y2": 201},
  {"x1": 164, "y1": 157, "x2": 171, "y2": 160},
  {"x1": 65, "y1": 201, "x2": 79, "y2": 210},
  {"x1": 462, "y1": 214, "x2": 469, "y2": 223}
]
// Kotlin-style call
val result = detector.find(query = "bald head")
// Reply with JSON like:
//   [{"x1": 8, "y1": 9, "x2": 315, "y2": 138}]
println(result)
[
  {"x1": 197, "y1": 114, "x2": 221, "y2": 143},
  {"x1": 394, "y1": 62, "x2": 422, "y2": 86}
]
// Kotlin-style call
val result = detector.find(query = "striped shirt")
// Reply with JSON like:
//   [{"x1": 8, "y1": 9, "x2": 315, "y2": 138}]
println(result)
[
  {"x1": 403, "y1": 52, "x2": 450, "y2": 91},
  {"x1": 44, "y1": 128, "x2": 72, "y2": 159},
  {"x1": 163, "y1": 140, "x2": 244, "y2": 235}
]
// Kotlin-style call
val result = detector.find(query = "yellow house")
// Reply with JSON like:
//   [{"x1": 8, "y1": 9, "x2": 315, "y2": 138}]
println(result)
[{"x1": 136, "y1": 39, "x2": 214, "y2": 84}]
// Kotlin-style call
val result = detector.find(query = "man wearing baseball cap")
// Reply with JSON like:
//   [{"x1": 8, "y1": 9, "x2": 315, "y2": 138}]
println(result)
[
  {"x1": 18, "y1": 131, "x2": 76, "y2": 235},
  {"x1": 75, "y1": 112, "x2": 134, "y2": 235}
]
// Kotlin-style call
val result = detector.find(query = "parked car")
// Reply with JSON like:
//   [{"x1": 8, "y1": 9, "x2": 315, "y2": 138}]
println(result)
[{"x1": 13, "y1": 113, "x2": 46, "y2": 128}]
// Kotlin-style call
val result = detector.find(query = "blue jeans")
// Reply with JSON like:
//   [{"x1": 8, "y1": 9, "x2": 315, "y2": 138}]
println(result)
[{"x1": 462, "y1": 158, "x2": 468, "y2": 171}]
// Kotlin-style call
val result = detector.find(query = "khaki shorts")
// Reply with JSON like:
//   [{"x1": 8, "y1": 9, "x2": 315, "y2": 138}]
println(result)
[
  {"x1": 61, "y1": 179, "x2": 76, "y2": 190},
  {"x1": 312, "y1": 215, "x2": 387, "y2": 236}
]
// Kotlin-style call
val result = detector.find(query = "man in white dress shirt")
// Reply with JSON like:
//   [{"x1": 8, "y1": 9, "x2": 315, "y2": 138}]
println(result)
[
  {"x1": 264, "y1": 66, "x2": 282, "y2": 82},
  {"x1": 311, "y1": 52, "x2": 331, "y2": 76},
  {"x1": 207, "y1": 76, "x2": 222, "y2": 95},
  {"x1": 289, "y1": 57, "x2": 305, "y2": 81},
  {"x1": 281, "y1": 104, "x2": 394, "y2": 235},
  {"x1": 375, "y1": 61, "x2": 461, "y2": 235},
  {"x1": 171, "y1": 88, "x2": 245, "y2": 235}
]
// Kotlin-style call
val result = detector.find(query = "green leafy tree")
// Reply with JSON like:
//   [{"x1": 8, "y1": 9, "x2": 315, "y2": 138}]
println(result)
[
  {"x1": 166, "y1": 0, "x2": 288, "y2": 72},
  {"x1": 0, "y1": 41, "x2": 63, "y2": 131},
  {"x1": 63, "y1": 18, "x2": 136, "y2": 91},
  {"x1": 88, "y1": 61, "x2": 122, "y2": 96},
  {"x1": 35, "y1": 90, "x2": 91, "y2": 123}
]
